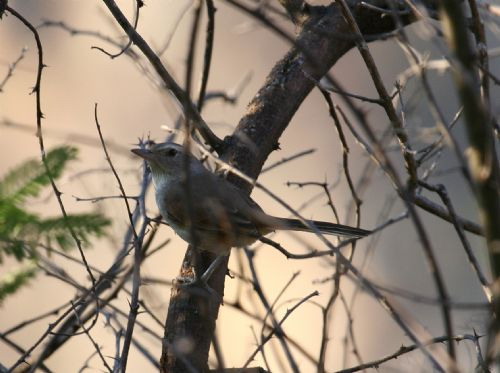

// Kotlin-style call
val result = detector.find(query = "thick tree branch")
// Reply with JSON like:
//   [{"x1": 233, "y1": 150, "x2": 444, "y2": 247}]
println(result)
[{"x1": 159, "y1": 1, "x2": 439, "y2": 372}]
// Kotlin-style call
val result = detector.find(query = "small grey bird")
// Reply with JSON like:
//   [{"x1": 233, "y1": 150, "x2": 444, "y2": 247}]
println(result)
[{"x1": 132, "y1": 142, "x2": 370, "y2": 281}]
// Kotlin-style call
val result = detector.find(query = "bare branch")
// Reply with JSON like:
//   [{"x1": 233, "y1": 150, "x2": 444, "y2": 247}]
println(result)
[{"x1": 101, "y1": 0, "x2": 223, "y2": 151}]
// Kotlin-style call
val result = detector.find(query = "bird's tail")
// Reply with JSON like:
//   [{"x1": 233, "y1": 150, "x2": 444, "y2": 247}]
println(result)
[{"x1": 276, "y1": 218, "x2": 370, "y2": 238}]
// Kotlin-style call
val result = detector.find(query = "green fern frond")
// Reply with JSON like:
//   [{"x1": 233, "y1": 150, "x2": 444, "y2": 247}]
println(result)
[
  {"x1": 0, "y1": 146, "x2": 111, "y2": 300},
  {"x1": 0, "y1": 145, "x2": 110, "y2": 262},
  {"x1": 38, "y1": 213, "x2": 111, "y2": 251},
  {"x1": 0, "y1": 200, "x2": 40, "y2": 236},
  {"x1": 0, "y1": 238, "x2": 28, "y2": 262},
  {"x1": 0, "y1": 146, "x2": 78, "y2": 203},
  {"x1": 0, "y1": 262, "x2": 38, "y2": 304}
]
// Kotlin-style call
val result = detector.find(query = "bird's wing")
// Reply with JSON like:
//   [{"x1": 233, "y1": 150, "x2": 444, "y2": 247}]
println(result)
[
  {"x1": 161, "y1": 176, "x2": 260, "y2": 235},
  {"x1": 215, "y1": 178, "x2": 284, "y2": 233}
]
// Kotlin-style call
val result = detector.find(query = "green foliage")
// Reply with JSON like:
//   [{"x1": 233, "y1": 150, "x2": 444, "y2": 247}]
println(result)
[
  {"x1": 38, "y1": 213, "x2": 110, "y2": 251},
  {"x1": 0, "y1": 146, "x2": 110, "y2": 302},
  {"x1": 0, "y1": 146, "x2": 77, "y2": 205},
  {"x1": 0, "y1": 262, "x2": 37, "y2": 304}
]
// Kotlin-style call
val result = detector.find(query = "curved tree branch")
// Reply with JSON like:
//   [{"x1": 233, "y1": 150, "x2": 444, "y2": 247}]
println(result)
[{"x1": 158, "y1": 1, "x2": 438, "y2": 372}]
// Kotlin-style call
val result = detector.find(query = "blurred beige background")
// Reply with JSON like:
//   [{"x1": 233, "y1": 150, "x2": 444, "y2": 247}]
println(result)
[{"x1": 0, "y1": 0, "x2": 497, "y2": 371}]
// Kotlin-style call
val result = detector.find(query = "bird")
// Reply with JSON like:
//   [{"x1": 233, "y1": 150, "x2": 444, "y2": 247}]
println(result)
[{"x1": 131, "y1": 142, "x2": 370, "y2": 282}]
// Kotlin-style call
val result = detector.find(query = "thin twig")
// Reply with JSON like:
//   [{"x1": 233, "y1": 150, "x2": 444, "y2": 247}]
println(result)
[
  {"x1": 261, "y1": 148, "x2": 315, "y2": 173},
  {"x1": 94, "y1": 103, "x2": 147, "y2": 372},
  {"x1": 101, "y1": 0, "x2": 222, "y2": 151},
  {"x1": 197, "y1": 0, "x2": 216, "y2": 111},
  {"x1": 335, "y1": 334, "x2": 484, "y2": 373},
  {"x1": 70, "y1": 301, "x2": 112, "y2": 372},
  {"x1": 242, "y1": 249, "x2": 301, "y2": 373},
  {"x1": 92, "y1": 0, "x2": 142, "y2": 58},
  {"x1": 0, "y1": 46, "x2": 27, "y2": 92},
  {"x1": 418, "y1": 181, "x2": 492, "y2": 300},
  {"x1": 241, "y1": 252, "x2": 318, "y2": 371}
]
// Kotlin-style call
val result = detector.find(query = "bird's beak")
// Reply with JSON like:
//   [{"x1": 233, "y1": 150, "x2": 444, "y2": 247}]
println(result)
[{"x1": 131, "y1": 148, "x2": 155, "y2": 162}]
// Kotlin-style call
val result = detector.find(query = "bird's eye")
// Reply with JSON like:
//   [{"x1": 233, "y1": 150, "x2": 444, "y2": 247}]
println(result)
[{"x1": 166, "y1": 148, "x2": 177, "y2": 157}]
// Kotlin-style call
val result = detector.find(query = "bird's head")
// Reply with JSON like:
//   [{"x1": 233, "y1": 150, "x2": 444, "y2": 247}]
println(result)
[{"x1": 131, "y1": 142, "x2": 202, "y2": 186}]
